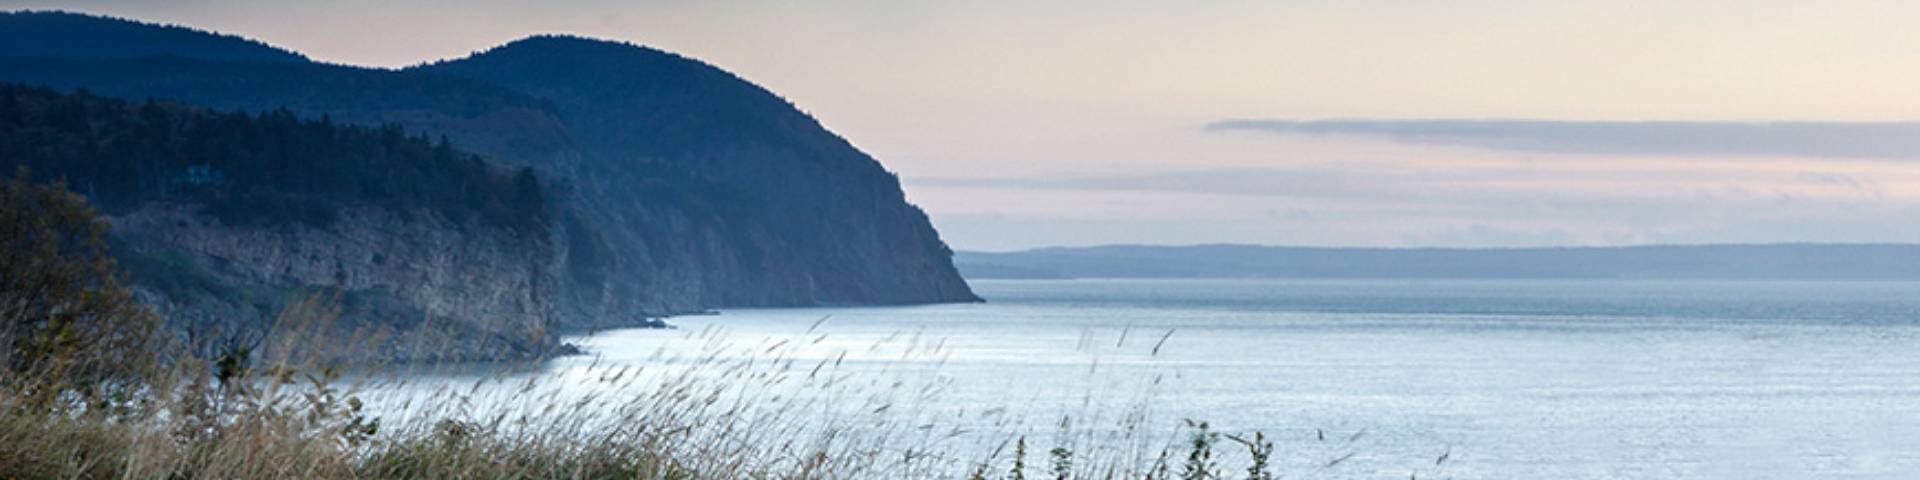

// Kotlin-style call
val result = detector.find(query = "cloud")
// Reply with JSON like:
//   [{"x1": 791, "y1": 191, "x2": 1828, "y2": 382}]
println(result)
[
  {"x1": 909, "y1": 163, "x2": 1889, "y2": 209},
  {"x1": 1205, "y1": 119, "x2": 1920, "y2": 160}
]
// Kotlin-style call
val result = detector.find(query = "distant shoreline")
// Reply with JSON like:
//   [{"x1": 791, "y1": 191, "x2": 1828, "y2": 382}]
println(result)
[{"x1": 957, "y1": 243, "x2": 1920, "y2": 280}]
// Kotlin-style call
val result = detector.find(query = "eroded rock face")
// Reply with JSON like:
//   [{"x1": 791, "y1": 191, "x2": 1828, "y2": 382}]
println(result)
[
  {"x1": 419, "y1": 36, "x2": 982, "y2": 315},
  {"x1": 0, "y1": 51, "x2": 981, "y2": 328},
  {"x1": 113, "y1": 204, "x2": 563, "y2": 362},
  {"x1": 0, "y1": 13, "x2": 980, "y2": 363}
]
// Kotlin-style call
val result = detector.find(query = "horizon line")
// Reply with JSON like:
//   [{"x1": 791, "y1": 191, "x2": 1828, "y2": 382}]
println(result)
[{"x1": 962, "y1": 241, "x2": 1920, "y2": 254}]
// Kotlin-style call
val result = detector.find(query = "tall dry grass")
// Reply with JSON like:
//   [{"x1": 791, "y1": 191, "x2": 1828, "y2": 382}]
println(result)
[{"x1": 0, "y1": 294, "x2": 1419, "y2": 480}]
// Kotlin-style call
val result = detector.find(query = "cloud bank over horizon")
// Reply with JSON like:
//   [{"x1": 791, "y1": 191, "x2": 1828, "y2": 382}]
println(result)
[
  {"x1": 909, "y1": 125, "x2": 1920, "y2": 250},
  {"x1": 1206, "y1": 119, "x2": 1920, "y2": 160}
]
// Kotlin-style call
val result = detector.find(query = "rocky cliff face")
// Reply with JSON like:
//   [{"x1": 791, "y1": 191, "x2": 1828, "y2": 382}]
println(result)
[
  {"x1": 113, "y1": 205, "x2": 563, "y2": 361},
  {"x1": 0, "y1": 83, "x2": 572, "y2": 360},
  {"x1": 0, "y1": 12, "x2": 979, "y2": 359},
  {"x1": 420, "y1": 36, "x2": 981, "y2": 312}
]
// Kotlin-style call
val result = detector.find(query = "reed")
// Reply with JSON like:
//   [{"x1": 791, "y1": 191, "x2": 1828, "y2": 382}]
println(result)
[{"x1": 0, "y1": 295, "x2": 1411, "y2": 479}]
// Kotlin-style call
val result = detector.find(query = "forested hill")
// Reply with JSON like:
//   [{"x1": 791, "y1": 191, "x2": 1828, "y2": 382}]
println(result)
[
  {"x1": 0, "y1": 83, "x2": 563, "y2": 361},
  {"x1": 0, "y1": 11, "x2": 976, "y2": 336},
  {"x1": 416, "y1": 36, "x2": 850, "y2": 161},
  {"x1": 0, "y1": 11, "x2": 305, "y2": 62},
  {"x1": 418, "y1": 36, "x2": 979, "y2": 307},
  {"x1": 0, "y1": 84, "x2": 546, "y2": 236}
]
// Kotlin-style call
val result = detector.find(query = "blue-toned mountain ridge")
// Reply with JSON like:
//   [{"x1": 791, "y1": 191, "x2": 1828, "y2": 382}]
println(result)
[{"x1": 0, "y1": 11, "x2": 976, "y2": 358}]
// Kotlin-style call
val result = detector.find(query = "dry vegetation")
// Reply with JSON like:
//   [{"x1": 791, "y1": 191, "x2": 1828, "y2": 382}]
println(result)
[
  {"x1": 0, "y1": 312, "x2": 1318, "y2": 479},
  {"x1": 0, "y1": 171, "x2": 1397, "y2": 479}
]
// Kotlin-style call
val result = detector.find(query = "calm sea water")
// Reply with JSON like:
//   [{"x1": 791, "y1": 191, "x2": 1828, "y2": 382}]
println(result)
[{"x1": 384, "y1": 279, "x2": 1920, "y2": 479}]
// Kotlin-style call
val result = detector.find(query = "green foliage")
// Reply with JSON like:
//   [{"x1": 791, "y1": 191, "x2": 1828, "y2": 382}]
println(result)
[
  {"x1": 1226, "y1": 432, "x2": 1274, "y2": 480},
  {"x1": 969, "y1": 462, "x2": 993, "y2": 480},
  {"x1": 1008, "y1": 436, "x2": 1028, "y2": 480},
  {"x1": 1049, "y1": 445, "x2": 1073, "y2": 480},
  {"x1": 1180, "y1": 420, "x2": 1220, "y2": 480},
  {"x1": 1147, "y1": 446, "x2": 1173, "y2": 480},
  {"x1": 0, "y1": 168, "x2": 161, "y2": 405},
  {"x1": 0, "y1": 83, "x2": 548, "y2": 238}
]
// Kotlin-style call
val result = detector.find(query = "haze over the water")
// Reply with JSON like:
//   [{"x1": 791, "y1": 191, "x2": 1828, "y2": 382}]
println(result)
[{"x1": 15, "y1": 0, "x2": 1920, "y2": 250}]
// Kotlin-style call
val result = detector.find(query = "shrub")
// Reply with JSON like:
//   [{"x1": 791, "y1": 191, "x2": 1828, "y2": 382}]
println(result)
[{"x1": 0, "y1": 167, "x2": 162, "y2": 406}]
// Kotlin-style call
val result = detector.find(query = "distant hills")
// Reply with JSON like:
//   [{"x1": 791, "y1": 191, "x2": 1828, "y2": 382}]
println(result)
[
  {"x1": 0, "y1": 10, "x2": 976, "y2": 358},
  {"x1": 957, "y1": 244, "x2": 1920, "y2": 280}
]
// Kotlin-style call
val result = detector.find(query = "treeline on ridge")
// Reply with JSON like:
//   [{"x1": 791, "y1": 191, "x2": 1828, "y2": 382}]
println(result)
[{"x1": 0, "y1": 83, "x2": 547, "y2": 236}]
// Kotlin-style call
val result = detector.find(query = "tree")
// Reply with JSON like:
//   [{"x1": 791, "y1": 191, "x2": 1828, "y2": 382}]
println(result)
[
  {"x1": 510, "y1": 166, "x2": 548, "y2": 235},
  {"x1": 0, "y1": 167, "x2": 161, "y2": 403}
]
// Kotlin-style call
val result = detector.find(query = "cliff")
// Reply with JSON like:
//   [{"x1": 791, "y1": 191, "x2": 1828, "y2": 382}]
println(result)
[
  {"x1": 418, "y1": 36, "x2": 980, "y2": 310},
  {"x1": 0, "y1": 85, "x2": 568, "y2": 360},
  {"x1": 114, "y1": 205, "x2": 562, "y2": 361},
  {"x1": 0, "y1": 11, "x2": 977, "y2": 358}
]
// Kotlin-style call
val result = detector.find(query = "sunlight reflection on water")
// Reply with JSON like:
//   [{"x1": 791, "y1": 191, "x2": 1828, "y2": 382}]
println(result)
[{"x1": 370, "y1": 279, "x2": 1920, "y2": 479}]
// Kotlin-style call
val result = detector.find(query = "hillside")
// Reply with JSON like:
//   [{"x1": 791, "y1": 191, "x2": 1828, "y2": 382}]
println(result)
[
  {"x1": 957, "y1": 244, "x2": 1920, "y2": 280},
  {"x1": 0, "y1": 84, "x2": 563, "y2": 360},
  {"x1": 0, "y1": 11, "x2": 976, "y2": 342},
  {"x1": 417, "y1": 36, "x2": 979, "y2": 308},
  {"x1": 0, "y1": 10, "x2": 305, "y2": 62}
]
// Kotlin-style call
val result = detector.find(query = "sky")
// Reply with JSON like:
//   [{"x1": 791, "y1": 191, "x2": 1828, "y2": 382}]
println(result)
[{"x1": 9, "y1": 0, "x2": 1920, "y2": 251}]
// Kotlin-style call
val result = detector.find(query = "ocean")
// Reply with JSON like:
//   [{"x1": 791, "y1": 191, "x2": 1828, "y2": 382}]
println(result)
[{"x1": 377, "y1": 279, "x2": 1920, "y2": 479}]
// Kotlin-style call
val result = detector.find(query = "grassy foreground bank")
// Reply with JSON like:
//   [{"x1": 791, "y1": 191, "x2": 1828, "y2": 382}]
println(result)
[
  {"x1": 1, "y1": 172, "x2": 1406, "y2": 479},
  {"x1": 0, "y1": 302, "x2": 1321, "y2": 479},
  {"x1": 0, "y1": 308, "x2": 1318, "y2": 479}
]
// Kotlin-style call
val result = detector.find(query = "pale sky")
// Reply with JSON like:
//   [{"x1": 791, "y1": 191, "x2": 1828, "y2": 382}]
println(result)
[{"x1": 10, "y1": 0, "x2": 1920, "y2": 250}]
